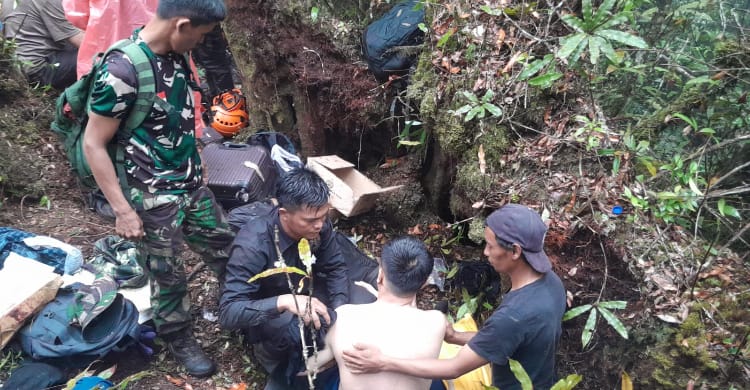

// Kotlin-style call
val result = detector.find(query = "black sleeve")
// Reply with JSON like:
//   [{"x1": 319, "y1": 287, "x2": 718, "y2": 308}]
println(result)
[
  {"x1": 314, "y1": 220, "x2": 349, "y2": 309},
  {"x1": 218, "y1": 229, "x2": 279, "y2": 330}
]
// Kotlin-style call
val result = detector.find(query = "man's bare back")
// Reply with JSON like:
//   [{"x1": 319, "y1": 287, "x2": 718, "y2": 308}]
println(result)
[{"x1": 327, "y1": 302, "x2": 445, "y2": 390}]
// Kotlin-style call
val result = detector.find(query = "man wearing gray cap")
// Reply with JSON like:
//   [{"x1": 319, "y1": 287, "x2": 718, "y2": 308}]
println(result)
[{"x1": 342, "y1": 204, "x2": 567, "y2": 390}]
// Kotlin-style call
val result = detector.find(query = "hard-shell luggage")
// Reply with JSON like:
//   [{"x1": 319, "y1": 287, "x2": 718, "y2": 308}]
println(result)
[
  {"x1": 198, "y1": 126, "x2": 226, "y2": 147},
  {"x1": 202, "y1": 142, "x2": 277, "y2": 210}
]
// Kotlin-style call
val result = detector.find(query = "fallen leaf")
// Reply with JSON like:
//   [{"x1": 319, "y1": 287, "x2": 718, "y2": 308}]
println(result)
[
  {"x1": 566, "y1": 290, "x2": 574, "y2": 307},
  {"x1": 428, "y1": 224, "x2": 441, "y2": 230},
  {"x1": 495, "y1": 29, "x2": 506, "y2": 49},
  {"x1": 502, "y1": 51, "x2": 523, "y2": 74},
  {"x1": 449, "y1": 66, "x2": 461, "y2": 74},
  {"x1": 229, "y1": 384, "x2": 248, "y2": 390},
  {"x1": 472, "y1": 200, "x2": 485, "y2": 209},
  {"x1": 656, "y1": 314, "x2": 683, "y2": 324},
  {"x1": 478, "y1": 144, "x2": 486, "y2": 174},
  {"x1": 166, "y1": 375, "x2": 184, "y2": 386},
  {"x1": 568, "y1": 266, "x2": 578, "y2": 277}
]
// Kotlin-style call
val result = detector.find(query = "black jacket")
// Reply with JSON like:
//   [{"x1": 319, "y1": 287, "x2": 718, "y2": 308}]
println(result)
[{"x1": 218, "y1": 204, "x2": 349, "y2": 331}]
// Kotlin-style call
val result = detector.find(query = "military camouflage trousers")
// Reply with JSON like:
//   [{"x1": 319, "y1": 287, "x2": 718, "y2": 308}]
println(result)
[{"x1": 130, "y1": 186, "x2": 235, "y2": 335}]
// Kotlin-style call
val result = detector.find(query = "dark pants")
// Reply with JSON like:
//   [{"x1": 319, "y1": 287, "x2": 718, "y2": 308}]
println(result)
[
  {"x1": 27, "y1": 48, "x2": 78, "y2": 90},
  {"x1": 192, "y1": 24, "x2": 236, "y2": 98}
]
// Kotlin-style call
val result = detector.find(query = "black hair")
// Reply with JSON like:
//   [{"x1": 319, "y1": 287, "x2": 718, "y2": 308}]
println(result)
[
  {"x1": 157, "y1": 0, "x2": 226, "y2": 26},
  {"x1": 381, "y1": 236, "x2": 434, "y2": 298},
  {"x1": 276, "y1": 168, "x2": 330, "y2": 212},
  {"x1": 494, "y1": 235, "x2": 527, "y2": 262}
]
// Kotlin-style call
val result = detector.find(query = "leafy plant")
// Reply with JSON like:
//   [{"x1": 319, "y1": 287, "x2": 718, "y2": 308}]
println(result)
[
  {"x1": 518, "y1": 54, "x2": 563, "y2": 89},
  {"x1": 396, "y1": 120, "x2": 427, "y2": 150},
  {"x1": 452, "y1": 90, "x2": 502, "y2": 122},
  {"x1": 563, "y1": 300, "x2": 629, "y2": 349},
  {"x1": 558, "y1": 0, "x2": 648, "y2": 65}
]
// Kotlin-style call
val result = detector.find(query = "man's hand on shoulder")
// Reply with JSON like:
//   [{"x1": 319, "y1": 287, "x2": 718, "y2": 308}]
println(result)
[
  {"x1": 342, "y1": 343, "x2": 386, "y2": 374},
  {"x1": 277, "y1": 294, "x2": 331, "y2": 330}
]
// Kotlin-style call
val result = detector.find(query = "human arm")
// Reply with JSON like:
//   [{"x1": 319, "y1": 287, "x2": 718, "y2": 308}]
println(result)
[
  {"x1": 218, "y1": 235, "x2": 286, "y2": 330},
  {"x1": 342, "y1": 343, "x2": 488, "y2": 380},
  {"x1": 83, "y1": 52, "x2": 142, "y2": 240},
  {"x1": 82, "y1": 113, "x2": 143, "y2": 240},
  {"x1": 41, "y1": 0, "x2": 83, "y2": 44},
  {"x1": 444, "y1": 320, "x2": 477, "y2": 346},
  {"x1": 67, "y1": 31, "x2": 84, "y2": 47},
  {"x1": 315, "y1": 220, "x2": 349, "y2": 309}
]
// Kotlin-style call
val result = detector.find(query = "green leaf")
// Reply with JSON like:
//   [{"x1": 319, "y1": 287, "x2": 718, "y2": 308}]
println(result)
[
  {"x1": 698, "y1": 127, "x2": 715, "y2": 136},
  {"x1": 612, "y1": 155, "x2": 621, "y2": 176},
  {"x1": 563, "y1": 304, "x2": 593, "y2": 321},
  {"x1": 465, "y1": 105, "x2": 484, "y2": 122},
  {"x1": 550, "y1": 374, "x2": 583, "y2": 390},
  {"x1": 509, "y1": 359, "x2": 533, "y2": 390},
  {"x1": 597, "y1": 307, "x2": 629, "y2": 340},
  {"x1": 479, "y1": 5, "x2": 503, "y2": 16},
  {"x1": 558, "y1": 33, "x2": 587, "y2": 60},
  {"x1": 310, "y1": 6, "x2": 319, "y2": 22},
  {"x1": 528, "y1": 72, "x2": 563, "y2": 88},
  {"x1": 248, "y1": 266, "x2": 308, "y2": 283},
  {"x1": 688, "y1": 178, "x2": 704, "y2": 196},
  {"x1": 594, "y1": 0, "x2": 617, "y2": 23},
  {"x1": 596, "y1": 29, "x2": 648, "y2": 48},
  {"x1": 453, "y1": 104, "x2": 473, "y2": 116},
  {"x1": 97, "y1": 365, "x2": 117, "y2": 380},
  {"x1": 598, "y1": 13, "x2": 628, "y2": 30},
  {"x1": 582, "y1": 0, "x2": 593, "y2": 23},
  {"x1": 561, "y1": 14, "x2": 585, "y2": 33},
  {"x1": 398, "y1": 140, "x2": 423, "y2": 146},
  {"x1": 684, "y1": 75, "x2": 716, "y2": 87},
  {"x1": 588, "y1": 36, "x2": 603, "y2": 64},
  {"x1": 417, "y1": 22, "x2": 428, "y2": 33},
  {"x1": 518, "y1": 54, "x2": 554, "y2": 81},
  {"x1": 482, "y1": 89, "x2": 495, "y2": 103},
  {"x1": 462, "y1": 90, "x2": 480, "y2": 104},
  {"x1": 582, "y1": 309, "x2": 597, "y2": 348},
  {"x1": 722, "y1": 204, "x2": 741, "y2": 219},
  {"x1": 483, "y1": 103, "x2": 503, "y2": 117},
  {"x1": 112, "y1": 371, "x2": 153, "y2": 390},
  {"x1": 671, "y1": 112, "x2": 697, "y2": 129},
  {"x1": 597, "y1": 300, "x2": 627, "y2": 310},
  {"x1": 437, "y1": 28, "x2": 455, "y2": 49},
  {"x1": 598, "y1": 38, "x2": 619, "y2": 63}
]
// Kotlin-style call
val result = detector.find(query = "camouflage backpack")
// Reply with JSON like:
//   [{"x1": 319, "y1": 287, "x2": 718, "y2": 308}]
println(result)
[
  {"x1": 50, "y1": 39, "x2": 157, "y2": 192},
  {"x1": 18, "y1": 276, "x2": 140, "y2": 367}
]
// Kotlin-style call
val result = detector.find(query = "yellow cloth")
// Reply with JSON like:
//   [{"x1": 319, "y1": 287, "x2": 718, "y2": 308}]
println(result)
[{"x1": 439, "y1": 314, "x2": 492, "y2": 390}]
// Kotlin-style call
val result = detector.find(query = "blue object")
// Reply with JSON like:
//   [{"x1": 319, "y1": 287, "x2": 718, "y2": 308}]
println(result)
[
  {"x1": 72, "y1": 376, "x2": 113, "y2": 390},
  {"x1": 612, "y1": 205, "x2": 623, "y2": 215}
]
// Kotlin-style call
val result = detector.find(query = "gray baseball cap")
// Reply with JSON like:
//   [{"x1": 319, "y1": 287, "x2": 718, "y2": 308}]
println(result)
[{"x1": 486, "y1": 204, "x2": 551, "y2": 273}]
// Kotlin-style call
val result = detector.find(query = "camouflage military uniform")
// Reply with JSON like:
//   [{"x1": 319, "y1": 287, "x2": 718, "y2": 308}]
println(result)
[{"x1": 88, "y1": 30, "x2": 235, "y2": 335}]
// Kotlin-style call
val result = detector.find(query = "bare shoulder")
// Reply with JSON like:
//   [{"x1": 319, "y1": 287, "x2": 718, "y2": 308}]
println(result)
[{"x1": 423, "y1": 309, "x2": 447, "y2": 329}]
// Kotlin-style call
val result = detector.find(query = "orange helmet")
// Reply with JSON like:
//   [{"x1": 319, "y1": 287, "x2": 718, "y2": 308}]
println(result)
[{"x1": 210, "y1": 88, "x2": 249, "y2": 137}]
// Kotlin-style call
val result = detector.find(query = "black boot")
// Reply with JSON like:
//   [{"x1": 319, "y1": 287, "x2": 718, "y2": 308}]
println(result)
[{"x1": 166, "y1": 330, "x2": 217, "y2": 378}]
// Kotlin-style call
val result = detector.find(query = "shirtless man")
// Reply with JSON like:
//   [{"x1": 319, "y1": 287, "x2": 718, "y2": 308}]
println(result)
[{"x1": 308, "y1": 236, "x2": 445, "y2": 390}]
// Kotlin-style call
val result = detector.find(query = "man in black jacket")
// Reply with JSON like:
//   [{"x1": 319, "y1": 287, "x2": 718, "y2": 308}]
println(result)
[{"x1": 220, "y1": 168, "x2": 362, "y2": 389}]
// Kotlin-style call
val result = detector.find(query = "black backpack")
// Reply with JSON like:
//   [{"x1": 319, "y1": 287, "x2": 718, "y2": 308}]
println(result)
[{"x1": 362, "y1": 0, "x2": 426, "y2": 82}]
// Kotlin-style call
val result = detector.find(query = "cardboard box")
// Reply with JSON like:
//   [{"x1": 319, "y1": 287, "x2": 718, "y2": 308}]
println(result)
[
  {"x1": 307, "y1": 155, "x2": 402, "y2": 217},
  {"x1": 0, "y1": 253, "x2": 63, "y2": 349}
]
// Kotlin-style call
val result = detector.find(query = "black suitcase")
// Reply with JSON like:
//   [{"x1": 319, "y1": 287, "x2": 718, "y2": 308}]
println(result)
[
  {"x1": 202, "y1": 142, "x2": 277, "y2": 210},
  {"x1": 198, "y1": 126, "x2": 226, "y2": 147}
]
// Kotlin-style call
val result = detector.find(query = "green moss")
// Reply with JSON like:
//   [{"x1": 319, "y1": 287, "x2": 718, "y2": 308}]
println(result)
[
  {"x1": 679, "y1": 312, "x2": 704, "y2": 338},
  {"x1": 468, "y1": 216, "x2": 486, "y2": 244}
]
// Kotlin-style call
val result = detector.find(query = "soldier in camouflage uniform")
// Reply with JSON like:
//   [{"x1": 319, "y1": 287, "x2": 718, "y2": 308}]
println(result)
[{"x1": 81, "y1": 0, "x2": 233, "y2": 378}]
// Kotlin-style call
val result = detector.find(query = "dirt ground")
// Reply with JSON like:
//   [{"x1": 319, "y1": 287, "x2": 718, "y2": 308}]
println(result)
[{"x1": 0, "y1": 138, "x2": 643, "y2": 389}]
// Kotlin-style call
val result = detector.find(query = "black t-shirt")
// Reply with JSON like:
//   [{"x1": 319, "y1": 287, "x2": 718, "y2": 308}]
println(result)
[{"x1": 468, "y1": 272, "x2": 566, "y2": 390}]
